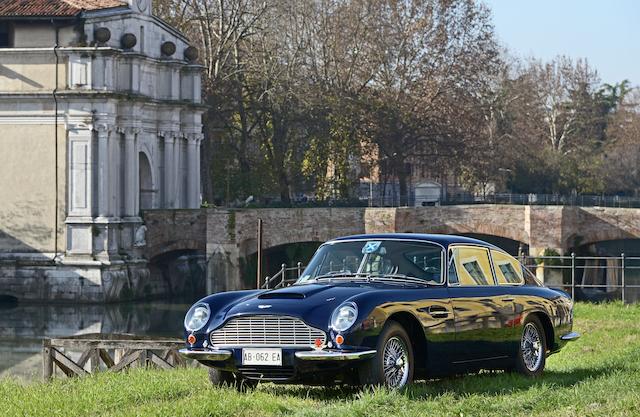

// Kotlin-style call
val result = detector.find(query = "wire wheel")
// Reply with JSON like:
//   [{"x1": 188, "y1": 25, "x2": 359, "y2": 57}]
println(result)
[
  {"x1": 521, "y1": 322, "x2": 543, "y2": 372},
  {"x1": 382, "y1": 336, "x2": 410, "y2": 388}
]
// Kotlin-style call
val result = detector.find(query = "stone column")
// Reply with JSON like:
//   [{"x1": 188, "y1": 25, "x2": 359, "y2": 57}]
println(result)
[
  {"x1": 123, "y1": 127, "x2": 139, "y2": 218},
  {"x1": 186, "y1": 134, "x2": 199, "y2": 208},
  {"x1": 163, "y1": 133, "x2": 175, "y2": 208},
  {"x1": 174, "y1": 136, "x2": 183, "y2": 208},
  {"x1": 195, "y1": 134, "x2": 202, "y2": 206},
  {"x1": 96, "y1": 124, "x2": 111, "y2": 218}
]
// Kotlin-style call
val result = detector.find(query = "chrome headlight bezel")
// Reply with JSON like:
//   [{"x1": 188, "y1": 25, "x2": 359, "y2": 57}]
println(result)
[
  {"x1": 330, "y1": 302, "x2": 358, "y2": 332},
  {"x1": 184, "y1": 303, "x2": 211, "y2": 332}
]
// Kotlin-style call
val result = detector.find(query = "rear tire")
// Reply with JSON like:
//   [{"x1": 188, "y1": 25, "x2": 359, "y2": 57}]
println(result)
[
  {"x1": 359, "y1": 320, "x2": 414, "y2": 389},
  {"x1": 515, "y1": 316, "x2": 546, "y2": 377},
  {"x1": 208, "y1": 368, "x2": 257, "y2": 391}
]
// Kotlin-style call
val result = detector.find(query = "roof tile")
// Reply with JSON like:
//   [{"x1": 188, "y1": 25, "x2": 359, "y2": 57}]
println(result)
[{"x1": 0, "y1": 0, "x2": 127, "y2": 18}]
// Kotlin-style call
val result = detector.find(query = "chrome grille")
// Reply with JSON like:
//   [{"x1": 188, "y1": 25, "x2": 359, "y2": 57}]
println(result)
[{"x1": 210, "y1": 315, "x2": 326, "y2": 347}]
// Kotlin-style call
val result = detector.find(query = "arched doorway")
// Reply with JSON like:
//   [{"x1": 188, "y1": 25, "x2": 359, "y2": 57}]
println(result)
[{"x1": 139, "y1": 152, "x2": 154, "y2": 210}]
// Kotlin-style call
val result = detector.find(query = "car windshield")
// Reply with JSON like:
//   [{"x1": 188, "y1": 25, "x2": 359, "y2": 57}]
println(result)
[{"x1": 297, "y1": 239, "x2": 443, "y2": 284}]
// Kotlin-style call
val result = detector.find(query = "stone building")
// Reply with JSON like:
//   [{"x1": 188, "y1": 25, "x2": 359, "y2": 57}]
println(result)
[{"x1": 0, "y1": 0, "x2": 204, "y2": 302}]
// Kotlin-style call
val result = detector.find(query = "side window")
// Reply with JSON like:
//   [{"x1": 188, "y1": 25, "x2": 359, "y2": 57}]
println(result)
[
  {"x1": 491, "y1": 250, "x2": 524, "y2": 285},
  {"x1": 449, "y1": 246, "x2": 494, "y2": 286},
  {"x1": 447, "y1": 252, "x2": 459, "y2": 284}
]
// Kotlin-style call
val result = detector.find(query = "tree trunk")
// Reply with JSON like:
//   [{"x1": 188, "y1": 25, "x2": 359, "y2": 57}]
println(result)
[{"x1": 397, "y1": 162, "x2": 409, "y2": 206}]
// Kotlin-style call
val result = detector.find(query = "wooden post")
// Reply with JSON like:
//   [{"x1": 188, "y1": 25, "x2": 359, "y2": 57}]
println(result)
[
  {"x1": 43, "y1": 339, "x2": 53, "y2": 381},
  {"x1": 257, "y1": 218, "x2": 263, "y2": 289}
]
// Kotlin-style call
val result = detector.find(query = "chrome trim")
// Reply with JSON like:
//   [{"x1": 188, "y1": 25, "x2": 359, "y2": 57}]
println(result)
[
  {"x1": 210, "y1": 315, "x2": 326, "y2": 347},
  {"x1": 179, "y1": 348, "x2": 232, "y2": 361},
  {"x1": 560, "y1": 331, "x2": 581, "y2": 341},
  {"x1": 295, "y1": 349, "x2": 376, "y2": 361}
]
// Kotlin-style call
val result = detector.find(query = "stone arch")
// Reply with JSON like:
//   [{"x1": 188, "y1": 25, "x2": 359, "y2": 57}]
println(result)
[
  {"x1": 145, "y1": 238, "x2": 205, "y2": 261},
  {"x1": 566, "y1": 231, "x2": 639, "y2": 254},
  {"x1": 138, "y1": 151, "x2": 155, "y2": 210},
  {"x1": 415, "y1": 222, "x2": 530, "y2": 247}
]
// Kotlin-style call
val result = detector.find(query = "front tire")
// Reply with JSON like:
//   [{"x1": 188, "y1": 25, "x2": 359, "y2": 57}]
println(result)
[
  {"x1": 359, "y1": 321, "x2": 414, "y2": 388},
  {"x1": 515, "y1": 316, "x2": 546, "y2": 377},
  {"x1": 208, "y1": 368, "x2": 257, "y2": 391}
]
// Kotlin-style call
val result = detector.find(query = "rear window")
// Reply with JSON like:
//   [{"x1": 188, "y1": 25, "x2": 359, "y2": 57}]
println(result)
[{"x1": 491, "y1": 250, "x2": 524, "y2": 285}]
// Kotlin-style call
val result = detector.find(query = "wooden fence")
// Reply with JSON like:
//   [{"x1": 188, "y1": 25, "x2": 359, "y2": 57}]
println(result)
[{"x1": 42, "y1": 333, "x2": 186, "y2": 380}]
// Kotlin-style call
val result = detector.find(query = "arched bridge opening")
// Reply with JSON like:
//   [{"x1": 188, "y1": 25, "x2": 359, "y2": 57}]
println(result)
[
  {"x1": 148, "y1": 249, "x2": 207, "y2": 299},
  {"x1": 240, "y1": 241, "x2": 323, "y2": 289},
  {"x1": 458, "y1": 233, "x2": 529, "y2": 256}
]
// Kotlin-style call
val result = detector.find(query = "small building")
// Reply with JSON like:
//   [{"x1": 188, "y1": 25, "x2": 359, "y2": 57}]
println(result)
[
  {"x1": 0, "y1": 0, "x2": 204, "y2": 302},
  {"x1": 414, "y1": 181, "x2": 442, "y2": 206}
]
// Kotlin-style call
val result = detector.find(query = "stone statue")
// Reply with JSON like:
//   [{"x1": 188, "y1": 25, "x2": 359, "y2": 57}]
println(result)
[{"x1": 134, "y1": 224, "x2": 147, "y2": 247}]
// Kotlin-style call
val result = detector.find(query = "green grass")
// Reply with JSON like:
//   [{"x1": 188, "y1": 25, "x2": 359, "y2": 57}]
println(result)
[{"x1": 2, "y1": 302, "x2": 640, "y2": 417}]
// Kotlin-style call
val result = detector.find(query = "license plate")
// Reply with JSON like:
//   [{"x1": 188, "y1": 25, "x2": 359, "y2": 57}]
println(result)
[{"x1": 242, "y1": 348, "x2": 282, "y2": 366}]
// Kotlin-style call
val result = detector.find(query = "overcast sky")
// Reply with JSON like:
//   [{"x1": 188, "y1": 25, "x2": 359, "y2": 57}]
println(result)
[{"x1": 483, "y1": 0, "x2": 640, "y2": 86}]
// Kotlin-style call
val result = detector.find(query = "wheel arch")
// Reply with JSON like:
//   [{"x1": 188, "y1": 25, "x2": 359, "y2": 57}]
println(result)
[
  {"x1": 386, "y1": 311, "x2": 428, "y2": 372},
  {"x1": 525, "y1": 310, "x2": 555, "y2": 352}
]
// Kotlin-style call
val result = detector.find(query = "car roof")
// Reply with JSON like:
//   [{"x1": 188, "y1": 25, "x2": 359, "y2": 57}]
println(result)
[{"x1": 330, "y1": 233, "x2": 502, "y2": 250}]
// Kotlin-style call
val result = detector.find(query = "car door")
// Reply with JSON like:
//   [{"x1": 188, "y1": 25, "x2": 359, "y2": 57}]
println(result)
[
  {"x1": 447, "y1": 245, "x2": 514, "y2": 365},
  {"x1": 490, "y1": 249, "x2": 527, "y2": 351}
]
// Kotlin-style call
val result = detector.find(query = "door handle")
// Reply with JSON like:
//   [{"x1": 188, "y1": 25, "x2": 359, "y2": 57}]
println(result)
[
  {"x1": 502, "y1": 297, "x2": 514, "y2": 302},
  {"x1": 427, "y1": 306, "x2": 449, "y2": 318}
]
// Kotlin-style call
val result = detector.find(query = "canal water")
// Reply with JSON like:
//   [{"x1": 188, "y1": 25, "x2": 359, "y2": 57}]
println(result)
[{"x1": 0, "y1": 300, "x2": 192, "y2": 380}]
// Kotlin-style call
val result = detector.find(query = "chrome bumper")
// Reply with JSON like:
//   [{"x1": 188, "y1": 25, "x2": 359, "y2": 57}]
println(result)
[
  {"x1": 294, "y1": 349, "x2": 376, "y2": 361},
  {"x1": 179, "y1": 348, "x2": 232, "y2": 361},
  {"x1": 560, "y1": 331, "x2": 581, "y2": 341}
]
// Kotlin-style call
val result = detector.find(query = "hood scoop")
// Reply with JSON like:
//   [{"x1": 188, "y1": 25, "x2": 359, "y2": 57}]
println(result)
[{"x1": 258, "y1": 291, "x2": 306, "y2": 299}]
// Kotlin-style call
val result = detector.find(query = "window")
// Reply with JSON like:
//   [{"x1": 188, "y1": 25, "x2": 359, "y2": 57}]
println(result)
[
  {"x1": 491, "y1": 250, "x2": 524, "y2": 285},
  {"x1": 448, "y1": 246, "x2": 494, "y2": 286},
  {"x1": 0, "y1": 23, "x2": 13, "y2": 48},
  {"x1": 300, "y1": 240, "x2": 443, "y2": 284}
]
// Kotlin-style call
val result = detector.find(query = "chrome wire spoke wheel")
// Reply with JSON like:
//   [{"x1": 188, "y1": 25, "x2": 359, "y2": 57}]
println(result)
[
  {"x1": 521, "y1": 322, "x2": 543, "y2": 372},
  {"x1": 382, "y1": 337, "x2": 410, "y2": 388}
]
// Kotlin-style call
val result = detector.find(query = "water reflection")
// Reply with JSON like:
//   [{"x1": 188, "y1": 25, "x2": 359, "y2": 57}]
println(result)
[{"x1": 0, "y1": 301, "x2": 190, "y2": 380}]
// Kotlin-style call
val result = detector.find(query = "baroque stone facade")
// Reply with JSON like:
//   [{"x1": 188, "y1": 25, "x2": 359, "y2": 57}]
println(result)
[{"x1": 0, "y1": 0, "x2": 204, "y2": 302}]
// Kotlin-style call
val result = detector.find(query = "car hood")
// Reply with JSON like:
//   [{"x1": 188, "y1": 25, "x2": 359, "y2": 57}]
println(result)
[{"x1": 205, "y1": 281, "x2": 397, "y2": 331}]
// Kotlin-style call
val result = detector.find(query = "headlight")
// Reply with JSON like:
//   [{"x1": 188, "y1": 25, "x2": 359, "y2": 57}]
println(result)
[
  {"x1": 184, "y1": 303, "x2": 210, "y2": 332},
  {"x1": 331, "y1": 302, "x2": 358, "y2": 332}
]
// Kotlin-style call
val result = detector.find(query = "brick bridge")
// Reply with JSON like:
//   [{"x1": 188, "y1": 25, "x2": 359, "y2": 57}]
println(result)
[{"x1": 142, "y1": 205, "x2": 640, "y2": 291}]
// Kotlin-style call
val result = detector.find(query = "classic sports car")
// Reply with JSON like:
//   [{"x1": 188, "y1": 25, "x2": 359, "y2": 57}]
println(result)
[{"x1": 180, "y1": 234, "x2": 579, "y2": 389}]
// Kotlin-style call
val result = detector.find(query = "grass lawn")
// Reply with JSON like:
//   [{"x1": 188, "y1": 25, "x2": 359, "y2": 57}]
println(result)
[{"x1": 2, "y1": 302, "x2": 639, "y2": 417}]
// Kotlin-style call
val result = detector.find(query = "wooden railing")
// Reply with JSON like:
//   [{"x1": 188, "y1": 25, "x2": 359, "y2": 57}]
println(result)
[{"x1": 42, "y1": 333, "x2": 187, "y2": 380}]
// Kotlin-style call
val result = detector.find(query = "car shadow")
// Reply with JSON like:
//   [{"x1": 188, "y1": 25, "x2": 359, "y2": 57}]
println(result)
[
  {"x1": 260, "y1": 365, "x2": 621, "y2": 401},
  {"x1": 405, "y1": 365, "x2": 619, "y2": 399}
]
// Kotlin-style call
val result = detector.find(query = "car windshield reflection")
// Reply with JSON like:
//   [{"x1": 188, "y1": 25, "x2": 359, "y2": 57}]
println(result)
[{"x1": 297, "y1": 240, "x2": 443, "y2": 284}]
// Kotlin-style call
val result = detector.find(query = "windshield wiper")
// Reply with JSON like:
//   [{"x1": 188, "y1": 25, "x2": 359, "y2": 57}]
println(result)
[
  {"x1": 309, "y1": 272, "x2": 437, "y2": 286},
  {"x1": 366, "y1": 273, "x2": 436, "y2": 286}
]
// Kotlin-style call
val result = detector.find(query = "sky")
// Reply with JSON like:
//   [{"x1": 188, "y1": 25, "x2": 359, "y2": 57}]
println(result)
[{"x1": 483, "y1": 0, "x2": 640, "y2": 86}]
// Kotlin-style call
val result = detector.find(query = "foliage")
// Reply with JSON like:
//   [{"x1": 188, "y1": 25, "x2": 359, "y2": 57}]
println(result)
[
  {"x1": 153, "y1": 1, "x2": 639, "y2": 204},
  {"x1": 3, "y1": 303, "x2": 640, "y2": 416}
]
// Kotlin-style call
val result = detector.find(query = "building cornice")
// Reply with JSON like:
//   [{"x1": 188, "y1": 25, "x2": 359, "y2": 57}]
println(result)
[{"x1": 0, "y1": 91, "x2": 208, "y2": 110}]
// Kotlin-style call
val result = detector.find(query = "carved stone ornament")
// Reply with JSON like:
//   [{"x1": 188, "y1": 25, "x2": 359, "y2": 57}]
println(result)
[{"x1": 134, "y1": 224, "x2": 147, "y2": 247}]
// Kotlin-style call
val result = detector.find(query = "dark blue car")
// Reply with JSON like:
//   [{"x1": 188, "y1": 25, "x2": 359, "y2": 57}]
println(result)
[{"x1": 180, "y1": 234, "x2": 579, "y2": 389}]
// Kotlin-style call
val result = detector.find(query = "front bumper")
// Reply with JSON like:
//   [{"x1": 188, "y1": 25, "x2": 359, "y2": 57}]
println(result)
[
  {"x1": 560, "y1": 331, "x2": 581, "y2": 341},
  {"x1": 295, "y1": 349, "x2": 376, "y2": 361},
  {"x1": 179, "y1": 348, "x2": 232, "y2": 361}
]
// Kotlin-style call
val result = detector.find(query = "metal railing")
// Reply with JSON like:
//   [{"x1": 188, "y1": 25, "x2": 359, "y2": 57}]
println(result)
[
  {"x1": 263, "y1": 262, "x2": 304, "y2": 289},
  {"x1": 521, "y1": 254, "x2": 640, "y2": 303},
  {"x1": 261, "y1": 255, "x2": 640, "y2": 303}
]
